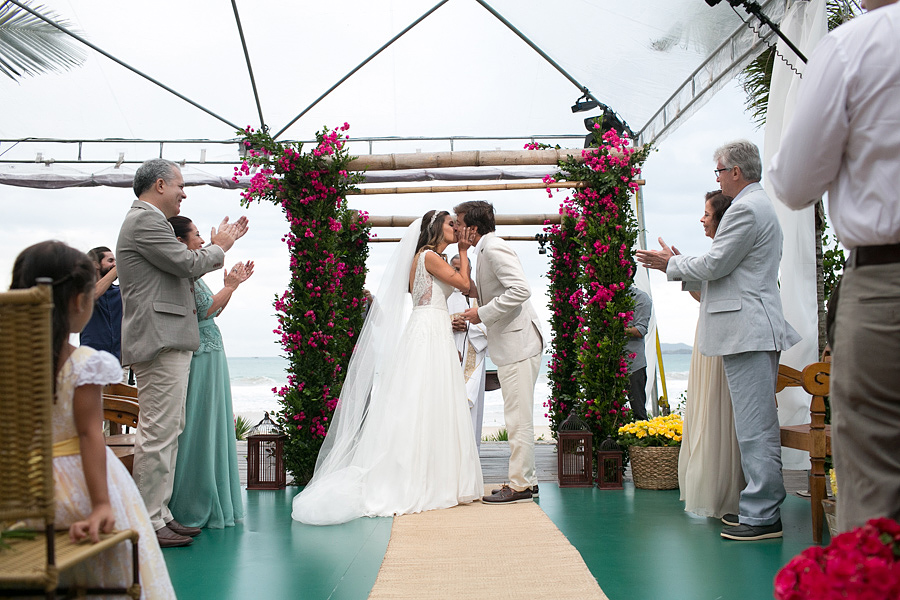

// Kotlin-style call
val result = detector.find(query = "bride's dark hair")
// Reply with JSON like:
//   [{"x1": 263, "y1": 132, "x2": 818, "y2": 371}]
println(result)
[{"x1": 415, "y1": 210, "x2": 449, "y2": 254}]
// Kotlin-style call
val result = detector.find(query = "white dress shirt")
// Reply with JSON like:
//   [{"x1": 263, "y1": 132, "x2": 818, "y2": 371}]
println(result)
[{"x1": 768, "y1": 3, "x2": 900, "y2": 249}]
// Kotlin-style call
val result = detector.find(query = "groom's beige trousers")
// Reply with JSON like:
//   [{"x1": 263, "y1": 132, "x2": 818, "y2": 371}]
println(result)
[
  {"x1": 132, "y1": 348, "x2": 192, "y2": 531},
  {"x1": 498, "y1": 353, "x2": 541, "y2": 492}
]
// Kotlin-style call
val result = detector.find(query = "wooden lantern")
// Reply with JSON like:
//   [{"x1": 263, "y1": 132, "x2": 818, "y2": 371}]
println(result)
[
  {"x1": 596, "y1": 436, "x2": 624, "y2": 490},
  {"x1": 557, "y1": 412, "x2": 594, "y2": 488},
  {"x1": 246, "y1": 412, "x2": 287, "y2": 490}
]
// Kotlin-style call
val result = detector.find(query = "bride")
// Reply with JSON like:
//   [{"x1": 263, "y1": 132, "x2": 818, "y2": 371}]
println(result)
[{"x1": 291, "y1": 210, "x2": 485, "y2": 525}]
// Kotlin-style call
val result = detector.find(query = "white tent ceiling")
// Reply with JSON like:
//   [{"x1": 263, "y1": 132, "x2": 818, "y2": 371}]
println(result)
[{"x1": 1, "y1": 0, "x2": 788, "y2": 178}]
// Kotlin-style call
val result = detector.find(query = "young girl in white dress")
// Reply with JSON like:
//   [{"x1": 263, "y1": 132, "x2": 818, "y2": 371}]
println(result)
[
  {"x1": 292, "y1": 210, "x2": 485, "y2": 525},
  {"x1": 11, "y1": 241, "x2": 176, "y2": 599}
]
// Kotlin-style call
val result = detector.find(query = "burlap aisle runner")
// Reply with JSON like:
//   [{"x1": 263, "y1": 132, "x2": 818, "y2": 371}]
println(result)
[{"x1": 368, "y1": 491, "x2": 608, "y2": 599}]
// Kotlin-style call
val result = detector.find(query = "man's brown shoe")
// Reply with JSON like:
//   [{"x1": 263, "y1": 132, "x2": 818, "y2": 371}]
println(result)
[
  {"x1": 166, "y1": 519, "x2": 201, "y2": 537},
  {"x1": 156, "y1": 525, "x2": 192, "y2": 548},
  {"x1": 482, "y1": 484, "x2": 533, "y2": 504},
  {"x1": 490, "y1": 484, "x2": 539, "y2": 497}
]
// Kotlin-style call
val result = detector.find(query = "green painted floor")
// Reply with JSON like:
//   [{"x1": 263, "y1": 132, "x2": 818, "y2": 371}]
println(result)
[{"x1": 164, "y1": 485, "x2": 825, "y2": 599}]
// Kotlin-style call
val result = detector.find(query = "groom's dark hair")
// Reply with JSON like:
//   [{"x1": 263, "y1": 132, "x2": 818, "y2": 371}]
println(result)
[{"x1": 454, "y1": 200, "x2": 495, "y2": 235}]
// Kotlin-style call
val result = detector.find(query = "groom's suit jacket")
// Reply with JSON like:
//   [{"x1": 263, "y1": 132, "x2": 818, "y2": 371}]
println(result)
[
  {"x1": 667, "y1": 183, "x2": 799, "y2": 357},
  {"x1": 117, "y1": 200, "x2": 225, "y2": 365},
  {"x1": 475, "y1": 232, "x2": 544, "y2": 366}
]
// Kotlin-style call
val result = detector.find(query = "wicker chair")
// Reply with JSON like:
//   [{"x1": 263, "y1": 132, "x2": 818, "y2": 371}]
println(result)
[
  {"x1": 777, "y1": 362, "x2": 832, "y2": 544},
  {"x1": 0, "y1": 283, "x2": 140, "y2": 599}
]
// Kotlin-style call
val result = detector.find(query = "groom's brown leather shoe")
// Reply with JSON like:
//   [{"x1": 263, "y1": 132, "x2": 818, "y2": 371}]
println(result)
[
  {"x1": 165, "y1": 519, "x2": 201, "y2": 537},
  {"x1": 491, "y1": 484, "x2": 539, "y2": 497},
  {"x1": 483, "y1": 484, "x2": 533, "y2": 504},
  {"x1": 156, "y1": 525, "x2": 192, "y2": 548}
]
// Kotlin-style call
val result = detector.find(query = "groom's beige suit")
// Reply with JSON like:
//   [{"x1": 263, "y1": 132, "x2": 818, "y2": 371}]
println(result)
[
  {"x1": 475, "y1": 232, "x2": 544, "y2": 492},
  {"x1": 117, "y1": 199, "x2": 225, "y2": 530}
]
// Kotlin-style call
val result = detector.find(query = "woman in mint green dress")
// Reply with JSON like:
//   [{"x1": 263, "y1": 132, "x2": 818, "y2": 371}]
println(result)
[{"x1": 168, "y1": 215, "x2": 253, "y2": 528}]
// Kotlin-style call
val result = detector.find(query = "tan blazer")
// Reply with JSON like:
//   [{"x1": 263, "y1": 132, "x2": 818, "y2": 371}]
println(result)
[
  {"x1": 475, "y1": 233, "x2": 544, "y2": 366},
  {"x1": 116, "y1": 200, "x2": 225, "y2": 365}
]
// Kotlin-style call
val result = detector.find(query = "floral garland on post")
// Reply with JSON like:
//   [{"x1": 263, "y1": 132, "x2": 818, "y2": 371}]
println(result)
[
  {"x1": 536, "y1": 130, "x2": 649, "y2": 445},
  {"x1": 543, "y1": 189, "x2": 582, "y2": 433},
  {"x1": 235, "y1": 124, "x2": 370, "y2": 483}
]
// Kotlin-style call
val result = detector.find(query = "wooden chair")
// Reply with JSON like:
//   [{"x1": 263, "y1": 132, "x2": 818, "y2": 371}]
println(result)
[
  {"x1": 0, "y1": 283, "x2": 140, "y2": 599},
  {"x1": 103, "y1": 394, "x2": 140, "y2": 474},
  {"x1": 777, "y1": 362, "x2": 832, "y2": 544}
]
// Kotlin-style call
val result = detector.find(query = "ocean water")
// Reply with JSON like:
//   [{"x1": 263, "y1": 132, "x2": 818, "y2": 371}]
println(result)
[{"x1": 228, "y1": 352, "x2": 693, "y2": 427}]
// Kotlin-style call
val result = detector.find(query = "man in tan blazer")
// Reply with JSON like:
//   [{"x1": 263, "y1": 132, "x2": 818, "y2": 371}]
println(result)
[
  {"x1": 456, "y1": 201, "x2": 544, "y2": 504},
  {"x1": 117, "y1": 159, "x2": 248, "y2": 547}
]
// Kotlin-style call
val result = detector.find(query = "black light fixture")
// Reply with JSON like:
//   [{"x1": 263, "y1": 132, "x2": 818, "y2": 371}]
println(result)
[
  {"x1": 535, "y1": 233, "x2": 549, "y2": 255},
  {"x1": 704, "y1": 0, "x2": 807, "y2": 63},
  {"x1": 571, "y1": 93, "x2": 600, "y2": 114}
]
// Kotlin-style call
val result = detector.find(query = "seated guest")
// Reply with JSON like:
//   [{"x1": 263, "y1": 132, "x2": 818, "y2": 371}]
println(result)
[
  {"x1": 11, "y1": 240, "x2": 176, "y2": 599},
  {"x1": 168, "y1": 215, "x2": 251, "y2": 529}
]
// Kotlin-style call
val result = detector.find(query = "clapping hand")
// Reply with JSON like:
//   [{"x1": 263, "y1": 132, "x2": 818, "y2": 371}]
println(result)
[
  {"x1": 635, "y1": 237, "x2": 676, "y2": 272},
  {"x1": 224, "y1": 260, "x2": 255, "y2": 289},
  {"x1": 210, "y1": 216, "x2": 250, "y2": 252}
]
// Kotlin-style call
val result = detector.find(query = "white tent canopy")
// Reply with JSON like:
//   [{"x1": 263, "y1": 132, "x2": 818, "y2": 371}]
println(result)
[{"x1": 1, "y1": 0, "x2": 790, "y2": 180}]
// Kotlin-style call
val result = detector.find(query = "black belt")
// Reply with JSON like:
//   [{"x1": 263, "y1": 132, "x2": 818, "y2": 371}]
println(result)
[{"x1": 853, "y1": 243, "x2": 900, "y2": 267}]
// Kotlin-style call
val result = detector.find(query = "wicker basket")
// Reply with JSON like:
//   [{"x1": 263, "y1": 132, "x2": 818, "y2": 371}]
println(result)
[
  {"x1": 629, "y1": 445, "x2": 680, "y2": 490},
  {"x1": 822, "y1": 498, "x2": 838, "y2": 538}
]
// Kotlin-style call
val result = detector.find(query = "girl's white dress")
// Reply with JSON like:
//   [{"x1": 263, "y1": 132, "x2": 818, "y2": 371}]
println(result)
[
  {"x1": 292, "y1": 250, "x2": 484, "y2": 525},
  {"x1": 52, "y1": 346, "x2": 176, "y2": 598},
  {"x1": 678, "y1": 324, "x2": 745, "y2": 518}
]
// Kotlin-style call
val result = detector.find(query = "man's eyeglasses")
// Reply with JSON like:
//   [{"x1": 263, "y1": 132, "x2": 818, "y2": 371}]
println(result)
[{"x1": 714, "y1": 167, "x2": 730, "y2": 176}]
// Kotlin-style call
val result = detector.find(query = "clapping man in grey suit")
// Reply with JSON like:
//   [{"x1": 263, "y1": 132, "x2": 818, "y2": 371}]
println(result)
[
  {"x1": 117, "y1": 159, "x2": 248, "y2": 548},
  {"x1": 637, "y1": 141, "x2": 799, "y2": 541},
  {"x1": 456, "y1": 201, "x2": 545, "y2": 504}
]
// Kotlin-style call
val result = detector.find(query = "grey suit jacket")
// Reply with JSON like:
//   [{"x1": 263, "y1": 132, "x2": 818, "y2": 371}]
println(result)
[
  {"x1": 667, "y1": 183, "x2": 800, "y2": 357},
  {"x1": 475, "y1": 233, "x2": 544, "y2": 366},
  {"x1": 116, "y1": 200, "x2": 226, "y2": 365}
]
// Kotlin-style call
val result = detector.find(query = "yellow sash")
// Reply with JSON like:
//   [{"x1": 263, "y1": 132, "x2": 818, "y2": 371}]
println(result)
[{"x1": 52, "y1": 437, "x2": 80, "y2": 457}]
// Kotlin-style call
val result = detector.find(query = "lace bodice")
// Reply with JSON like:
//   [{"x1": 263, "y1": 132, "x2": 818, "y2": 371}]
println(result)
[
  {"x1": 195, "y1": 278, "x2": 224, "y2": 354},
  {"x1": 411, "y1": 250, "x2": 453, "y2": 310}
]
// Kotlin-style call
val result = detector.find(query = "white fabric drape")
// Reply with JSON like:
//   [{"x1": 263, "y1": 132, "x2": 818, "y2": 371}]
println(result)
[{"x1": 762, "y1": 0, "x2": 827, "y2": 470}]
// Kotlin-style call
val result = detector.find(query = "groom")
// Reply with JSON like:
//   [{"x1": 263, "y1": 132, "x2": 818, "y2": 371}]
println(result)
[{"x1": 455, "y1": 201, "x2": 544, "y2": 504}]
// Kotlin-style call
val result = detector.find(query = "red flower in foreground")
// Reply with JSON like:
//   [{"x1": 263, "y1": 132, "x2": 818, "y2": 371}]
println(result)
[{"x1": 774, "y1": 518, "x2": 900, "y2": 600}]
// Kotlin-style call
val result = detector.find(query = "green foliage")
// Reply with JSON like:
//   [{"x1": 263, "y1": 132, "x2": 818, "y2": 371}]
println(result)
[
  {"x1": 236, "y1": 124, "x2": 370, "y2": 484},
  {"x1": 234, "y1": 414, "x2": 252, "y2": 441},
  {"x1": 482, "y1": 428, "x2": 509, "y2": 442},
  {"x1": 540, "y1": 130, "x2": 650, "y2": 448},
  {"x1": 821, "y1": 217, "x2": 845, "y2": 304}
]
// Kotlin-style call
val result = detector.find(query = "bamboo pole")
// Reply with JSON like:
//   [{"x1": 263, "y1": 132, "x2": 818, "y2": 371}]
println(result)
[
  {"x1": 346, "y1": 148, "x2": 584, "y2": 171},
  {"x1": 366, "y1": 214, "x2": 562, "y2": 228},
  {"x1": 349, "y1": 180, "x2": 644, "y2": 195}
]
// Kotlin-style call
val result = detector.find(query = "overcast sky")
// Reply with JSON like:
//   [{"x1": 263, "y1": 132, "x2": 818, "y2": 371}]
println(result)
[{"x1": 0, "y1": 0, "x2": 768, "y2": 356}]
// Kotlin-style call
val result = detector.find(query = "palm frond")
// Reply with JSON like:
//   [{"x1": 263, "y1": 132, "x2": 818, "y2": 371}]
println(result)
[{"x1": 0, "y1": 1, "x2": 86, "y2": 81}]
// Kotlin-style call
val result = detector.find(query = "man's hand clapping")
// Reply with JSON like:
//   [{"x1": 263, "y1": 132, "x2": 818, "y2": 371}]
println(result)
[
  {"x1": 210, "y1": 216, "x2": 250, "y2": 252},
  {"x1": 635, "y1": 237, "x2": 677, "y2": 273}
]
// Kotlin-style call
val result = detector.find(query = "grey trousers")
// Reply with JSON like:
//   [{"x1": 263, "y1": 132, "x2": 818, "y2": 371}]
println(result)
[
  {"x1": 832, "y1": 260, "x2": 900, "y2": 531},
  {"x1": 722, "y1": 350, "x2": 785, "y2": 526}
]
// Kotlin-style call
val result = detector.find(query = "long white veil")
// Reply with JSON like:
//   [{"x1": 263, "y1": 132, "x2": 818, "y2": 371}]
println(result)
[{"x1": 299, "y1": 218, "x2": 422, "y2": 491}]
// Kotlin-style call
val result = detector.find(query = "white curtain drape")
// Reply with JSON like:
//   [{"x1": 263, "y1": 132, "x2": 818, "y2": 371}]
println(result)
[{"x1": 762, "y1": 0, "x2": 827, "y2": 470}]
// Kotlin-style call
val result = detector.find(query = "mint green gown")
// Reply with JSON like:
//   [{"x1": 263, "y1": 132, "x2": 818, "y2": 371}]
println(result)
[{"x1": 170, "y1": 278, "x2": 244, "y2": 528}]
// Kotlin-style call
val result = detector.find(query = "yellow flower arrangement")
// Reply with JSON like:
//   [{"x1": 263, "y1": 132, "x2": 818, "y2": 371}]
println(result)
[{"x1": 617, "y1": 414, "x2": 683, "y2": 447}]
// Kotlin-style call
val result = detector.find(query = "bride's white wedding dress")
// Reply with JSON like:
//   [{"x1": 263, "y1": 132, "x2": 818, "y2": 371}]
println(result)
[{"x1": 292, "y1": 248, "x2": 484, "y2": 525}]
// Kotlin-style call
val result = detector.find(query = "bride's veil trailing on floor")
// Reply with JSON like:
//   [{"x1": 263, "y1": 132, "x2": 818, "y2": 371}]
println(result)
[{"x1": 292, "y1": 218, "x2": 422, "y2": 524}]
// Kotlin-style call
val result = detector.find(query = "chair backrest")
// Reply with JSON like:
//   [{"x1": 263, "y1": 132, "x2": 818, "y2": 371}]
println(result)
[
  {"x1": 103, "y1": 395, "x2": 140, "y2": 428},
  {"x1": 104, "y1": 382, "x2": 137, "y2": 400},
  {"x1": 0, "y1": 283, "x2": 55, "y2": 524}
]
